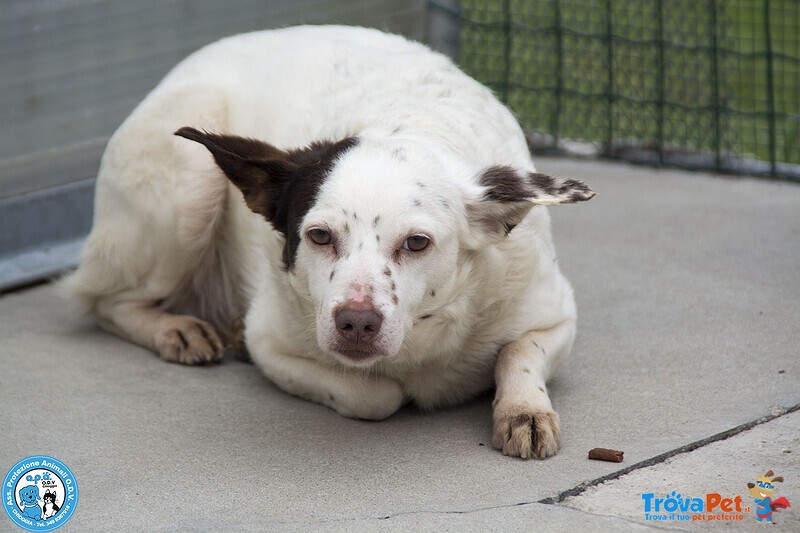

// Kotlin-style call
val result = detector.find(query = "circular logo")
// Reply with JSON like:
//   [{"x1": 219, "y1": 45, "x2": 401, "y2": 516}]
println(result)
[{"x1": 3, "y1": 456, "x2": 78, "y2": 532}]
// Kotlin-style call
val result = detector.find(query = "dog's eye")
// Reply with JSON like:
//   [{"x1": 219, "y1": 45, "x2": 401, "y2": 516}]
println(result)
[
  {"x1": 308, "y1": 228, "x2": 332, "y2": 245},
  {"x1": 403, "y1": 235, "x2": 430, "y2": 252}
]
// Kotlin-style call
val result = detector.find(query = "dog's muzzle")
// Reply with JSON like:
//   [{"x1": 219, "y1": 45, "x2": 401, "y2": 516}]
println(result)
[{"x1": 332, "y1": 303, "x2": 384, "y2": 362}]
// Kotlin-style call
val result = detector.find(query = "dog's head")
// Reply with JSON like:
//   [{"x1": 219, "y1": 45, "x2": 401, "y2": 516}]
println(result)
[
  {"x1": 747, "y1": 470, "x2": 783, "y2": 499},
  {"x1": 176, "y1": 128, "x2": 593, "y2": 366},
  {"x1": 19, "y1": 485, "x2": 39, "y2": 505}
]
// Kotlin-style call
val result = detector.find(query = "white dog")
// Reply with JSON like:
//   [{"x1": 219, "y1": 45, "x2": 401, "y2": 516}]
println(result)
[{"x1": 63, "y1": 26, "x2": 594, "y2": 459}]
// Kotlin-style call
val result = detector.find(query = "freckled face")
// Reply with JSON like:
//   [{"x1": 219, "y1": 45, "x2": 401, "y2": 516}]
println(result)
[{"x1": 290, "y1": 140, "x2": 465, "y2": 366}]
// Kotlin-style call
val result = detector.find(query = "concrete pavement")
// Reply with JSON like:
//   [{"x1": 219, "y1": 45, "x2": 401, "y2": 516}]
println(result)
[{"x1": 1, "y1": 157, "x2": 798, "y2": 531}]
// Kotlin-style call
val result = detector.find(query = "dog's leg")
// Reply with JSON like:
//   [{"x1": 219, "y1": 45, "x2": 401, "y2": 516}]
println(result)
[
  {"x1": 253, "y1": 351, "x2": 405, "y2": 420},
  {"x1": 491, "y1": 318, "x2": 574, "y2": 458},
  {"x1": 96, "y1": 299, "x2": 224, "y2": 365}
]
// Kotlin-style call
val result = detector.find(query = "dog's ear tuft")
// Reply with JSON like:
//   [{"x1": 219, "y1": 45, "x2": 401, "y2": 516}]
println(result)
[
  {"x1": 175, "y1": 127, "x2": 292, "y2": 223},
  {"x1": 526, "y1": 172, "x2": 596, "y2": 205},
  {"x1": 480, "y1": 166, "x2": 595, "y2": 206},
  {"x1": 467, "y1": 165, "x2": 595, "y2": 242}
]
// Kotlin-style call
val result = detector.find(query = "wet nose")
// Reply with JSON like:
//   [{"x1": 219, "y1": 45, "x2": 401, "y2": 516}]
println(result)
[{"x1": 335, "y1": 307, "x2": 383, "y2": 342}]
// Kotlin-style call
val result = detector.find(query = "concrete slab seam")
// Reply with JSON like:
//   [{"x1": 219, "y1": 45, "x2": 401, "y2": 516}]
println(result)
[
  {"x1": 554, "y1": 507, "x2": 688, "y2": 532},
  {"x1": 539, "y1": 403, "x2": 800, "y2": 505},
  {"x1": 276, "y1": 502, "x2": 536, "y2": 525},
  {"x1": 247, "y1": 502, "x2": 674, "y2": 530}
]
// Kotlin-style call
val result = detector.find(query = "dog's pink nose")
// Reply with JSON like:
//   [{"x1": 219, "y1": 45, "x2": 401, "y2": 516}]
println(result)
[{"x1": 335, "y1": 307, "x2": 383, "y2": 343}]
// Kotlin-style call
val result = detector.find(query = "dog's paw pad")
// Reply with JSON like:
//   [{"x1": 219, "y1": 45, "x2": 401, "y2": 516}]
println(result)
[
  {"x1": 492, "y1": 406, "x2": 561, "y2": 459},
  {"x1": 156, "y1": 316, "x2": 224, "y2": 365}
]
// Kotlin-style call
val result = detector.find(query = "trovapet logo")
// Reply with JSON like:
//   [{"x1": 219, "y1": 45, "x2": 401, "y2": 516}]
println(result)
[
  {"x1": 642, "y1": 491, "x2": 750, "y2": 523},
  {"x1": 3, "y1": 456, "x2": 79, "y2": 532},
  {"x1": 641, "y1": 469, "x2": 792, "y2": 524}
]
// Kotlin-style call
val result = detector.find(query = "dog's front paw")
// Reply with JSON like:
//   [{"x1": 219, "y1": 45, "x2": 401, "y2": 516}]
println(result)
[
  {"x1": 154, "y1": 315, "x2": 224, "y2": 365},
  {"x1": 492, "y1": 404, "x2": 561, "y2": 459}
]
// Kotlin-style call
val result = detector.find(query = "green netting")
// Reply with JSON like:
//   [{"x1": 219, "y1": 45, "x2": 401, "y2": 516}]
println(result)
[{"x1": 457, "y1": 0, "x2": 800, "y2": 180}]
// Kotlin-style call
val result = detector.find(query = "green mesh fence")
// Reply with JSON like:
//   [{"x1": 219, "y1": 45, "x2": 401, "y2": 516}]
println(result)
[{"x1": 455, "y1": 0, "x2": 800, "y2": 180}]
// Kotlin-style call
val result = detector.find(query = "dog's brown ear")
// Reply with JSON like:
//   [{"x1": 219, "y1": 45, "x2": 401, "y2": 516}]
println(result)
[
  {"x1": 480, "y1": 166, "x2": 595, "y2": 206},
  {"x1": 176, "y1": 127, "x2": 358, "y2": 269},
  {"x1": 468, "y1": 166, "x2": 595, "y2": 241},
  {"x1": 175, "y1": 127, "x2": 291, "y2": 222}
]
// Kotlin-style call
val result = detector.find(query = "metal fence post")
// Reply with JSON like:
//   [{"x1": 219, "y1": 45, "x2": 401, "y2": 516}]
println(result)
[
  {"x1": 605, "y1": 0, "x2": 615, "y2": 157},
  {"x1": 501, "y1": 0, "x2": 512, "y2": 105},
  {"x1": 552, "y1": 0, "x2": 564, "y2": 150},
  {"x1": 656, "y1": 0, "x2": 665, "y2": 166},
  {"x1": 710, "y1": 0, "x2": 722, "y2": 171},
  {"x1": 764, "y1": 0, "x2": 777, "y2": 176}
]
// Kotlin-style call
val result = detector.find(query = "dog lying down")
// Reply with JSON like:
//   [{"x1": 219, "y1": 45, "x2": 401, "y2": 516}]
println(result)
[{"x1": 63, "y1": 25, "x2": 594, "y2": 459}]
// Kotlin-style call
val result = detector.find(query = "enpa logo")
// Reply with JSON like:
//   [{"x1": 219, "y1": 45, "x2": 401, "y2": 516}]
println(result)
[{"x1": 3, "y1": 456, "x2": 79, "y2": 532}]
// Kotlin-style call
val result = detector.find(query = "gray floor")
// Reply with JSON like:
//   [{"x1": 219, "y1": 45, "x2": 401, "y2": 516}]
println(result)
[{"x1": 2, "y1": 158, "x2": 798, "y2": 531}]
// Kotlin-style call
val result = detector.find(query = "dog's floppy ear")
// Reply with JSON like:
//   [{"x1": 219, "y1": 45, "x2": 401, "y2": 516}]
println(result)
[
  {"x1": 468, "y1": 165, "x2": 595, "y2": 241},
  {"x1": 174, "y1": 127, "x2": 291, "y2": 224},
  {"x1": 176, "y1": 127, "x2": 358, "y2": 269}
]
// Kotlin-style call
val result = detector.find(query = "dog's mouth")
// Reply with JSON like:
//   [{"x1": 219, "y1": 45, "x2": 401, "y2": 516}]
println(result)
[{"x1": 331, "y1": 343, "x2": 386, "y2": 365}]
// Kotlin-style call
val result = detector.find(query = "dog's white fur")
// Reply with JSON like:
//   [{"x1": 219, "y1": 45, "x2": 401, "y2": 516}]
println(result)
[{"x1": 63, "y1": 26, "x2": 593, "y2": 458}]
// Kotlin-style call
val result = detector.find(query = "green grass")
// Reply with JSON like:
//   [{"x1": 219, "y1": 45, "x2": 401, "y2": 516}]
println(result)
[{"x1": 459, "y1": 0, "x2": 800, "y2": 173}]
